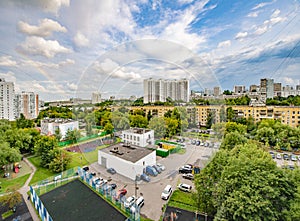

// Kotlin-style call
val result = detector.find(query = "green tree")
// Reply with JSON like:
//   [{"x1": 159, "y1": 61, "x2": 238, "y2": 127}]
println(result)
[
  {"x1": 0, "y1": 185, "x2": 22, "y2": 209},
  {"x1": 16, "y1": 113, "x2": 34, "y2": 128},
  {"x1": 148, "y1": 117, "x2": 166, "y2": 138},
  {"x1": 35, "y1": 136, "x2": 58, "y2": 167},
  {"x1": 0, "y1": 142, "x2": 22, "y2": 168},
  {"x1": 220, "y1": 131, "x2": 248, "y2": 150},
  {"x1": 130, "y1": 115, "x2": 148, "y2": 128},
  {"x1": 104, "y1": 122, "x2": 114, "y2": 137},
  {"x1": 226, "y1": 107, "x2": 235, "y2": 122},
  {"x1": 48, "y1": 148, "x2": 71, "y2": 172},
  {"x1": 65, "y1": 129, "x2": 81, "y2": 143}
]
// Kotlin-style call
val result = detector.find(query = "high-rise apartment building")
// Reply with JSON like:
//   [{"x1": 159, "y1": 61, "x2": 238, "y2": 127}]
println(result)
[
  {"x1": 0, "y1": 78, "x2": 16, "y2": 121},
  {"x1": 16, "y1": 91, "x2": 39, "y2": 119},
  {"x1": 91, "y1": 92, "x2": 101, "y2": 104},
  {"x1": 260, "y1": 78, "x2": 274, "y2": 100},
  {"x1": 143, "y1": 78, "x2": 189, "y2": 103},
  {"x1": 233, "y1": 85, "x2": 245, "y2": 94},
  {"x1": 273, "y1": 83, "x2": 282, "y2": 97},
  {"x1": 213, "y1": 87, "x2": 221, "y2": 96}
]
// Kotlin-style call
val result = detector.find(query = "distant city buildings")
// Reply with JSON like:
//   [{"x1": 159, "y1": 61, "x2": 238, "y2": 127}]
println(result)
[
  {"x1": 40, "y1": 118, "x2": 79, "y2": 139},
  {"x1": 0, "y1": 78, "x2": 15, "y2": 121},
  {"x1": 91, "y1": 92, "x2": 101, "y2": 104},
  {"x1": 143, "y1": 78, "x2": 189, "y2": 103},
  {"x1": 0, "y1": 78, "x2": 39, "y2": 120}
]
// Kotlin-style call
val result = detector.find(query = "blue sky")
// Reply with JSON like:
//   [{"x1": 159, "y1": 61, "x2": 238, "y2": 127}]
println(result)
[{"x1": 0, "y1": 0, "x2": 299, "y2": 101}]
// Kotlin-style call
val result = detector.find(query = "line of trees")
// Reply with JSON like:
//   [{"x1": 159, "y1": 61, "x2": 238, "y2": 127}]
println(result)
[{"x1": 194, "y1": 121, "x2": 300, "y2": 220}]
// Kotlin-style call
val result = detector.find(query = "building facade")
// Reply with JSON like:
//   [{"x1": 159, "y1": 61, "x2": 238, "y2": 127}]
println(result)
[
  {"x1": 15, "y1": 91, "x2": 39, "y2": 119},
  {"x1": 143, "y1": 78, "x2": 189, "y2": 103},
  {"x1": 92, "y1": 92, "x2": 101, "y2": 104},
  {"x1": 0, "y1": 78, "x2": 16, "y2": 121},
  {"x1": 41, "y1": 118, "x2": 79, "y2": 139},
  {"x1": 122, "y1": 128, "x2": 154, "y2": 147}
]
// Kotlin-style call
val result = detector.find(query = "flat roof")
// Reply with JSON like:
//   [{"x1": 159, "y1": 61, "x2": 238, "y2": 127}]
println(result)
[
  {"x1": 123, "y1": 128, "x2": 152, "y2": 134},
  {"x1": 100, "y1": 143, "x2": 154, "y2": 163}
]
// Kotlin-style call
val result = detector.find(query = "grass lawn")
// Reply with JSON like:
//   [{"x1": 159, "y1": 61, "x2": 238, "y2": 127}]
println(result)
[
  {"x1": 168, "y1": 190, "x2": 197, "y2": 212},
  {"x1": 0, "y1": 174, "x2": 30, "y2": 194},
  {"x1": 28, "y1": 156, "x2": 56, "y2": 185}
]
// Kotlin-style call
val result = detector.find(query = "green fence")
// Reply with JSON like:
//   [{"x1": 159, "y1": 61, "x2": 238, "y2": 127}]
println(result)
[{"x1": 58, "y1": 131, "x2": 109, "y2": 147}]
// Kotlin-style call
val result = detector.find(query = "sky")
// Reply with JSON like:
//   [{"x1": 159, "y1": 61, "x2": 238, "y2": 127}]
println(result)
[{"x1": 0, "y1": 0, "x2": 299, "y2": 101}]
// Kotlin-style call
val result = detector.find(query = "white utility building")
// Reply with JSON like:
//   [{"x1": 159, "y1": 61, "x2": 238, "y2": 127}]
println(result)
[
  {"x1": 41, "y1": 118, "x2": 79, "y2": 139},
  {"x1": 98, "y1": 143, "x2": 156, "y2": 180},
  {"x1": 122, "y1": 128, "x2": 154, "y2": 147}
]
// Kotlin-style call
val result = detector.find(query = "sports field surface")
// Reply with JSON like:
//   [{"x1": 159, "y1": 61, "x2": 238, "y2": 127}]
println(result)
[{"x1": 40, "y1": 179, "x2": 127, "y2": 221}]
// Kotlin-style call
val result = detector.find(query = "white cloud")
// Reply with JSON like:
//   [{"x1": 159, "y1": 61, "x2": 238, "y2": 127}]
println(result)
[
  {"x1": 178, "y1": 0, "x2": 194, "y2": 5},
  {"x1": 73, "y1": 32, "x2": 89, "y2": 47},
  {"x1": 21, "y1": 58, "x2": 75, "y2": 69},
  {"x1": 271, "y1": 9, "x2": 280, "y2": 18},
  {"x1": 235, "y1": 32, "x2": 248, "y2": 40},
  {"x1": 67, "y1": 82, "x2": 78, "y2": 91},
  {"x1": 39, "y1": 0, "x2": 70, "y2": 14},
  {"x1": 0, "y1": 71, "x2": 17, "y2": 83},
  {"x1": 254, "y1": 26, "x2": 268, "y2": 35},
  {"x1": 18, "y1": 18, "x2": 67, "y2": 37},
  {"x1": 217, "y1": 40, "x2": 231, "y2": 48},
  {"x1": 252, "y1": 1, "x2": 275, "y2": 10},
  {"x1": 247, "y1": 11, "x2": 259, "y2": 18},
  {"x1": 0, "y1": 56, "x2": 17, "y2": 66},
  {"x1": 18, "y1": 36, "x2": 72, "y2": 58}
]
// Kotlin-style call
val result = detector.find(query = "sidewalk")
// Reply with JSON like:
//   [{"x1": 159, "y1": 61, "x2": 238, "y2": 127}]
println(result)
[{"x1": 18, "y1": 157, "x2": 40, "y2": 221}]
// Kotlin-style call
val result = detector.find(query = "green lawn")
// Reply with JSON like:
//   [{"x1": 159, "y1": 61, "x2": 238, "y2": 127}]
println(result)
[
  {"x1": 0, "y1": 174, "x2": 30, "y2": 194},
  {"x1": 28, "y1": 156, "x2": 57, "y2": 185},
  {"x1": 168, "y1": 190, "x2": 197, "y2": 212}
]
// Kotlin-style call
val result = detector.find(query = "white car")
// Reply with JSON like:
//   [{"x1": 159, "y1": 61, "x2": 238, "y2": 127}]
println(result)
[
  {"x1": 156, "y1": 163, "x2": 166, "y2": 171},
  {"x1": 161, "y1": 185, "x2": 172, "y2": 200},
  {"x1": 124, "y1": 195, "x2": 136, "y2": 208},
  {"x1": 276, "y1": 153, "x2": 282, "y2": 159},
  {"x1": 178, "y1": 183, "x2": 192, "y2": 192},
  {"x1": 130, "y1": 196, "x2": 144, "y2": 213}
]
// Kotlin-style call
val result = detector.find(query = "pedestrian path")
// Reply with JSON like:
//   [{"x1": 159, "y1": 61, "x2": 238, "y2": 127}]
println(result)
[{"x1": 18, "y1": 157, "x2": 40, "y2": 221}]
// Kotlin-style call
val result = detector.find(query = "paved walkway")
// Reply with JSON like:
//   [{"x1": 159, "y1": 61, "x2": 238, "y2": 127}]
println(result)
[{"x1": 18, "y1": 157, "x2": 40, "y2": 221}]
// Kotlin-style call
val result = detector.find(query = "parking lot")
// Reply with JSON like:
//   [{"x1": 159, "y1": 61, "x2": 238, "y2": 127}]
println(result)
[
  {"x1": 270, "y1": 151, "x2": 300, "y2": 169},
  {"x1": 90, "y1": 142, "x2": 217, "y2": 221}
]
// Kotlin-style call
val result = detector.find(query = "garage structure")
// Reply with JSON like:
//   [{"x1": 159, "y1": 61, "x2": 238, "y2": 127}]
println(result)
[{"x1": 98, "y1": 143, "x2": 156, "y2": 180}]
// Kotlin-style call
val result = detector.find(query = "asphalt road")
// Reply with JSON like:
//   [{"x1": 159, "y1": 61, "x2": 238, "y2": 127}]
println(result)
[{"x1": 90, "y1": 142, "x2": 217, "y2": 221}]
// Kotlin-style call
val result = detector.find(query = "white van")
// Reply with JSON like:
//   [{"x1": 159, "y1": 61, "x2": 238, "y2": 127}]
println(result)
[{"x1": 130, "y1": 196, "x2": 144, "y2": 213}]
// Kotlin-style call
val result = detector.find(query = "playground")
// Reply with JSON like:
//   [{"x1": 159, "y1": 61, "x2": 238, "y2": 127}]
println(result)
[{"x1": 39, "y1": 179, "x2": 127, "y2": 221}]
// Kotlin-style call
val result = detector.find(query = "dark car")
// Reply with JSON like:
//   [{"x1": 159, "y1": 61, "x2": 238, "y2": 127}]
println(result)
[
  {"x1": 107, "y1": 168, "x2": 116, "y2": 174},
  {"x1": 140, "y1": 173, "x2": 151, "y2": 182},
  {"x1": 283, "y1": 153, "x2": 290, "y2": 160},
  {"x1": 179, "y1": 167, "x2": 192, "y2": 174},
  {"x1": 110, "y1": 183, "x2": 117, "y2": 189},
  {"x1": 82, "y1": 166, "x2": 89, "y2": 171},
  {"x1": 182, "y1": 173, "x2": 194, "y2": 180}
]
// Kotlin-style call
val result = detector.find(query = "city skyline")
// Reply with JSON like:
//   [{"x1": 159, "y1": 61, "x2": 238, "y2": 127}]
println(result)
[{"x1": 0, "y1": 1, "x2": 299, "y2": 101}]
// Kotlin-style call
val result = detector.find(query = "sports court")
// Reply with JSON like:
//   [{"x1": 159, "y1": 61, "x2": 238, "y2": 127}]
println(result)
[{"x1": 39, "y1": 179, "x2": 127, "y2": 221}]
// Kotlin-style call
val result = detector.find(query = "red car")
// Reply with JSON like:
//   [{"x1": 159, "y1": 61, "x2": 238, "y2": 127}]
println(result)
[{"x1": 117, "y1": 188, "x2": 127, "y2": 196}]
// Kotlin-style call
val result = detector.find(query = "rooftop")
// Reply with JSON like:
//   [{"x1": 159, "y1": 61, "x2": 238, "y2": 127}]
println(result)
[
  {"x1": 41, "y1": 118, "x2": 77, "y2": 124},
  {"x1": 123, "y1": 128, "x2": 152, "y2": 134},
  {"x1": 100, "y1": 143, "x2": 154, "y2": 163}
]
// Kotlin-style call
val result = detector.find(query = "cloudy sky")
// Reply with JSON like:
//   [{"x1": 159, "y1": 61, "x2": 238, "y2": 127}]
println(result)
[{"x1": 0, "y1": 0, "x2": 299, "y2": 101}]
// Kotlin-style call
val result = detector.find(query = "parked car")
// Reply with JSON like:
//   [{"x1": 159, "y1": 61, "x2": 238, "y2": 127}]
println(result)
[
  {"x1": 182, "y1": 173, "x2": 194, "y2": 180},
  {"x1": 161, "y1": 185, "x2": 172, "y2": 200},
  {"x1": 179, "y1": 165, "x2": 193, "y2": 174},
  {"x1": 107, "y1": 168, "x2": 116, "y2": 174},
  {"x1": 152, "y1": 165, "x2": 162, "y2": 173},
  {"x1": 82, "y1": 166, "x2": 89, "y2": 171},
  {"x1": 269, "y1": 152, "x2": 275, "y2": 159},
  {"x1": 276, "y1": 153, "x2": 282, "y2": 159},
  {"x1": 140, "y1": 173, "x2": 151, "y2": 182},
  {"x1": 283, "y1": 153, "x2": 290, "y2": 160},
  {"x1": 156, "y1": 163, "x2": 166, "y2": 171},
  {"x1": 110, "y1": 183, "x2": 117, "y2": 189},
  {"x1": 291, "y1": 155, "x2": 297, "y2": 161},
  {"x1": 130, "y1": 196, "x2": 144, "y2": 213},
  {"x1": 124, "y1": 195, "x2": 136, "y2": 208},
  {"x1": 145, "y1": 166, "x2": 158, "y2": 176},
  {"x1": 117, "y1": 188, "x2": 127, "y2": 196},
  {"x1": 178, "y1": 183, "x2": 192, "y2": 192}
]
